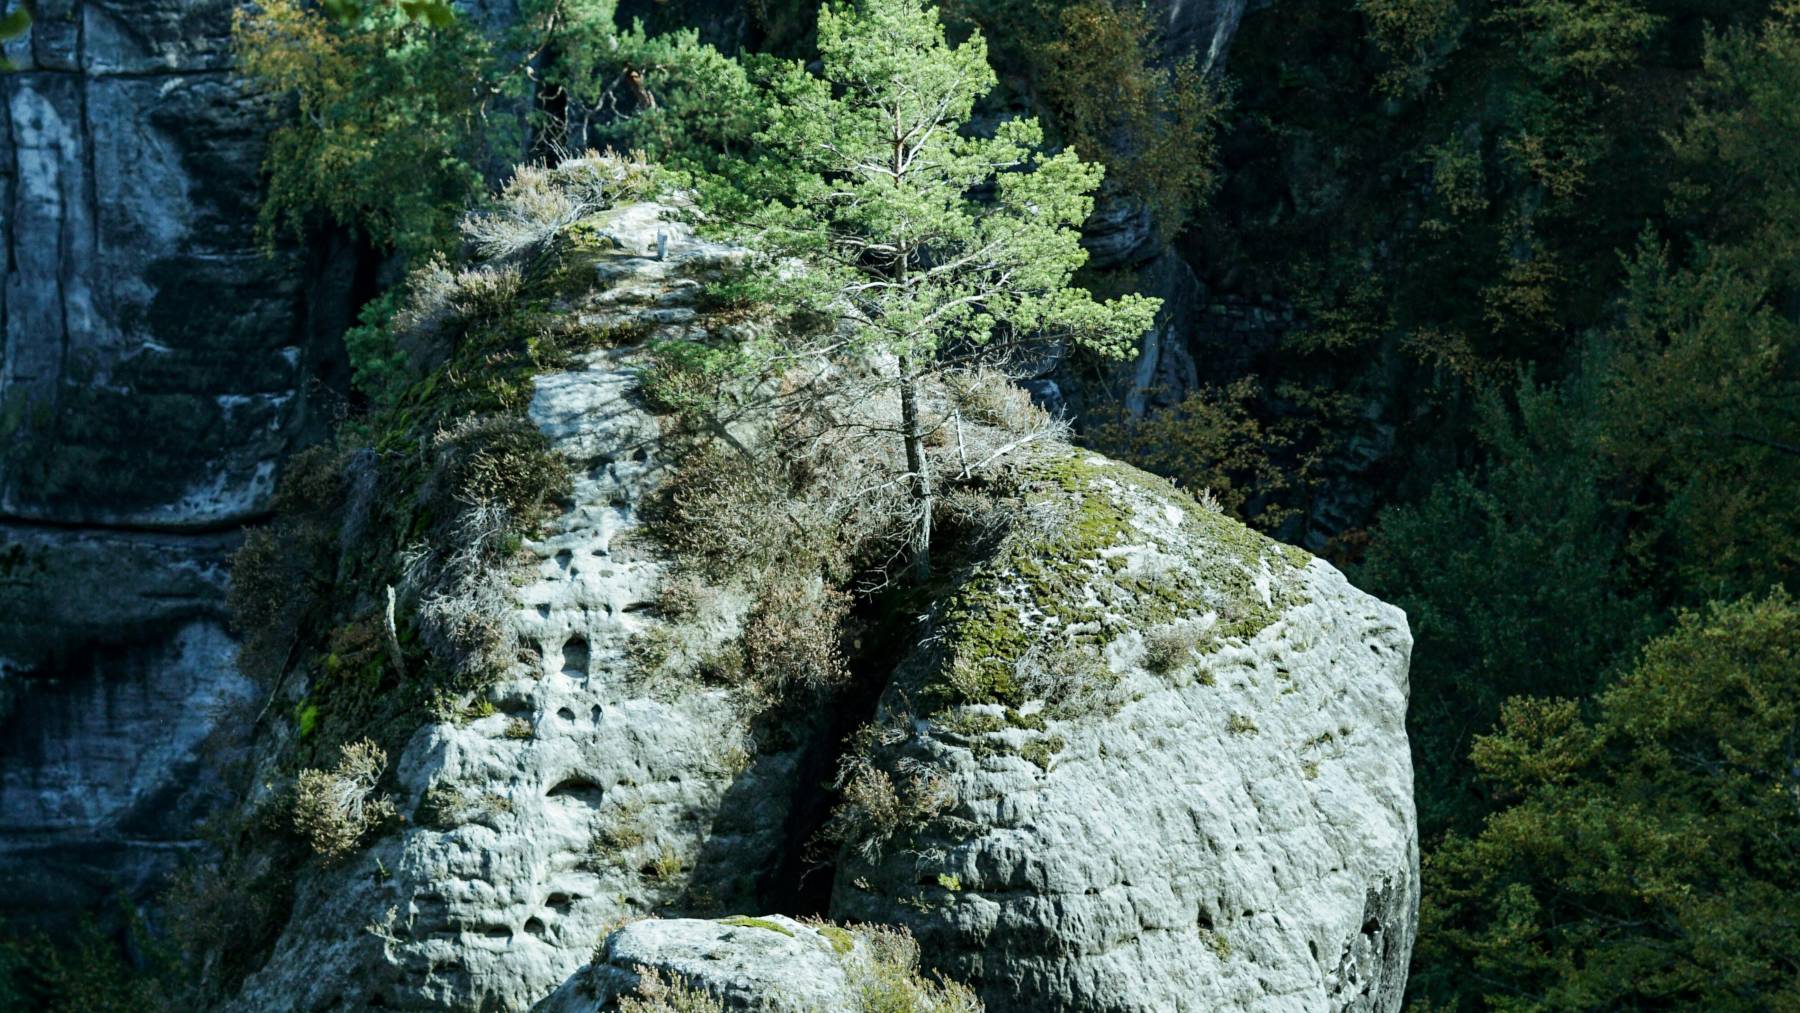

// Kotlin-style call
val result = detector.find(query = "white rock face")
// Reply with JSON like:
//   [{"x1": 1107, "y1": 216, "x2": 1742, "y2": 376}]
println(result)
[
  {"x1": 831, "y1": 457, "x2": 1419, "y2": 1012},
  {"x1": 227, "y1": 207, "x2": 800, "y2": 1013},
  {"x1": 539, "y1": 916, "x2": 861, "y2": 1013}
]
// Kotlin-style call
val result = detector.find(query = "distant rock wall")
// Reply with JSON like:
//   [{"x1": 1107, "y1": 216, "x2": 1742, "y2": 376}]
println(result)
[{"x1": 0, "y1": 0, "x2": 358, "y2": 927}]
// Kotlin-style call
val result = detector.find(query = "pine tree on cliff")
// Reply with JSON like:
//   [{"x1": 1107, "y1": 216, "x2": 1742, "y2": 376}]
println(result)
[{"x1": 720, "y1": 0, "x2": 1157, "y2": 580}]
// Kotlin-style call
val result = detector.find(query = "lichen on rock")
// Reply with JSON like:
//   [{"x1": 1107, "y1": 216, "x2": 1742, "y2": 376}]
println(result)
[
  {"x1": 829, "y1": 453, "x2": 1418, "y2": 1013},
  {"x1": 922, "y1": 449, "x2": 1312, "y2": 714}
]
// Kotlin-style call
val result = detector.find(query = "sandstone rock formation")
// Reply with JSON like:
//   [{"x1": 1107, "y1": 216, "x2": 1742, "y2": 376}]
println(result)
[
  {"x1": 202, "y1": 177, "x2": 1417, "y2": 1011},
  {"x1": 225, "y1": 203, "x2": 815, "y2": 1013},
  {"x1": 832, "y1": 453, "x2": 1418, "y2": 1011},
  {"x1": 0, "y1": 0, "x2": 1420, "y2": 998},
  {"x1": 0, "y1": 0, "x2": 358, "y2": 926}
]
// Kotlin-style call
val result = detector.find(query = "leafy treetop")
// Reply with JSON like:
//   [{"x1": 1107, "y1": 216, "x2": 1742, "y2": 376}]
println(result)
[{"x1": 713, "y1": 0, "x2": 1157, "y2": 575}]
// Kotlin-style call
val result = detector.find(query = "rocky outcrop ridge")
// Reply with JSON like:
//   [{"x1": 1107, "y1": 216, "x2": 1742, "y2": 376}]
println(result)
[
  {"x1": 569, "y1": 450, "x2": 1420, "y2": 1013},
  {"x1": 0, "y1": 0, "x2": 1264, "y2": 942},
  {"x1": 212, "y1": 182, "x2": 1415, "y2": 1011},
  {"x1": 225, "y1": 200, "x2": 817, "y2": 1012},
  {"x1": 833, "y1": 454, "x2": 1417, "y2": 1010}
]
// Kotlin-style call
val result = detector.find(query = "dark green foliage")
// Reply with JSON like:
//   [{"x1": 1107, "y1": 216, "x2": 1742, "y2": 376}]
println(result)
[
  {"x1": 0, "y1": 2, "x2": 30, "y2": 72},
  {"x1": 1326, "y1": 3, "x2": 1800, "y2": 998},
  {"x1": 0, "y1": 916, "x2": 175, "y2": 1013},
  {"x1": 234, "y1": 0, "x2": 502, "y2": 258},
  {"x1": 234, "y1": 0, "x2": 775, "y2": 261},
  {"x1": 1596, "y1": 237, "x2": 1800, "y2": 602},
  {"x1": 1360, "y1": 378, "x2": 1654, "y2": 837},
  {"x1": 1415, "y1": 591, "x2": 1800, "y2": 1010},
  {"x1": 947, "y1": 0, "x2": 1227, "y2": 236},
  {"x1": 342, "y1": 288, "x2": 409, "y2": 408}
]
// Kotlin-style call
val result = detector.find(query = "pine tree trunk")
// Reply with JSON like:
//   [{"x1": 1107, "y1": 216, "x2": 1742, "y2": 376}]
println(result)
[{"x1": 898, "y1": 357, "x2": 933, "y2": 582}]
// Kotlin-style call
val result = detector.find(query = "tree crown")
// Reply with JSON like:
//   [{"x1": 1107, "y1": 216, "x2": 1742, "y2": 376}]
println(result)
[{"x1": 725, "y1": 0, "x2": 1157, "y2": 367}]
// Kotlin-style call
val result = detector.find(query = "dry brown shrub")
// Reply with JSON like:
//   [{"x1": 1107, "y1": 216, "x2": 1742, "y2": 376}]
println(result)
[
  {"x1": 403, "y1": 501, "x2": 519, "y2": 684},
  {"x1": 617, "y1": 967, "x2": 726, "y2": 1013},
  {"x1": 434, "y1": 413, "x2": 571, "y2": 524},
  {"x1": 742, "y1": 579, "x2": 852, "y2": 695},
  {"x1": 291, "y1": 738, "x2": 396, "y2": 860},
  {"x1": 824, "y1": 724, "x2": 956, "y2": 863}
]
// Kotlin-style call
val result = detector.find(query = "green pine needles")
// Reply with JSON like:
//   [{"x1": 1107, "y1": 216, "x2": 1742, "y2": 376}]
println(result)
[{"x1": 713, "y1": 0, "x2": 1159, "y2": 577}]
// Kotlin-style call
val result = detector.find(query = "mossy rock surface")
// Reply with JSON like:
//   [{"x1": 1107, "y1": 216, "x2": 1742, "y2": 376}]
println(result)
[{"x1": 925, "y1": 448, "x2": 1311, "y2": 712}]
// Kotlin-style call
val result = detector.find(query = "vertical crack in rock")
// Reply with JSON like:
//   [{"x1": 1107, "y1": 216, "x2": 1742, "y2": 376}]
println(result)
[{"x1": 0, "y1": 0, "x2": 363, "y2": 929}]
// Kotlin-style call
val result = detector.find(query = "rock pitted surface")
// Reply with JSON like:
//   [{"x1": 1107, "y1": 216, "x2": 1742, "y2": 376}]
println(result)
[
  {"x1": 226, "y1": 206, "x2": 809, "y2": 1013},
  {"x1": 829, "y1": 454, "x2": 1418, "y2": 1012}
]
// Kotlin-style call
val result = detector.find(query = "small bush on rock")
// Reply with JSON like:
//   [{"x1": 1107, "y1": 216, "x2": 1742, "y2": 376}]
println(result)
[
  {"x1": 824, "y1": 725, "x2": 956, "y2": 863},
  {"x1": 618, "y1": 967, "x2": 726, "y2": 1013},
  {"x1": 742, "y1": 580, "x2": 852, "y2": 696},
  {"x1": 403, "y1": 501, "x2": 521, "y2": 686},
  {"x1": 460, "y1": 164, "x2": 601, "y2": 261},
  {"x1": 844, "y1": 925, "x2": 983, "y2": 1013},
  {"x1": 1142, "y1": 623, "x2": 1206, "y2": 675},
  {"x1": 434, "y1": 414, "x2": 570, "y2": 524},
  {"x1": 291, "y1": 739, "x2": 397, "y2": 860}
]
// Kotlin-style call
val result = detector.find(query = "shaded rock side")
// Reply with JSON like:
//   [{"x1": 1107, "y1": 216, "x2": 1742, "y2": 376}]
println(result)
[
  {"x1": 1152, "y1": 0, "x2": 1254, "y2": 74},
  {"x1": 1, "y1": 0, "x2": 357, "y2": 526},
  {"x1": 0, "y1": 523, "x2": 254, "y2": 928},
  {"x1": 832, "y1": 454, "x2": 1419, "y2": 1012},
  {"x1": 226, "y1": 206, "x2": 807, "y2": 1013},
  {"x1": 0, "y1": 0, "x2": 359, "y2": 926}
]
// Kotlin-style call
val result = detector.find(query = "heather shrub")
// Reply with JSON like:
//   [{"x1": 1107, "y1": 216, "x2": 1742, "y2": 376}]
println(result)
[{"x1": 291, "y1": 739, "x2": 397, "y2": 860}]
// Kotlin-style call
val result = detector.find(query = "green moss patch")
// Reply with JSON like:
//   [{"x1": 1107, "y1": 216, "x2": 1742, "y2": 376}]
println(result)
[
  {"x1": 923, "y1": 450, "x2": 1310, "y2": 714},
  {"x1": 719, "y1": 916, "x2": 796, "y2": 937},
  {"x1": 818, "y1": 924, "x2": 856, "y2": 954}
]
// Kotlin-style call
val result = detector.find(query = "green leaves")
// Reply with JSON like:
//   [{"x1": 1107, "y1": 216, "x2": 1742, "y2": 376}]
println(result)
[
  {"x1": 1420, "y1": 591, "x2": 1800, "y2": 1011},
  {"x1": 727, "y1": 0, "x2": 1155, "y2": 368},
  {"x1": 0, "y1": 0, "x2": 31, "y2": 72},
  {"x1": 234, "y1": 0, "x2": 506, "y2": 258},
  {"x1": 396, "y1": 0, "x2": 457, "y2": 28},
  {"x1": 312, "y1": 0, "x2": 456, "y2": 26}
]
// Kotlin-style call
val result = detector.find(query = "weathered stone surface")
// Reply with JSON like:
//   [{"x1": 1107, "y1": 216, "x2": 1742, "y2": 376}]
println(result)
[
  {"x1": 832, "y1": 458, "x2": 1418, "y2": 1012},
  {"x1": 1081, "y1": 189, "x2": 1163, "y2": 273},
  {"x1": 540, "y1": 916, "x2": 860, "y2": 1013},
  {"x1": 0, "y1": 613, "x2": 254, "y2": 928},
  {"x1": 226, "y1": 205, "x2": 804, "y2": 1013},
  {"x1": 0, "y1": 522, "x2": 251, "y2": 927},
  {"x1": 222, "y1": 192, "x2": 1417, "y2": 1010},
  {"x1": 0, "y1": 53, "x2": 352, "y2": 526}
]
